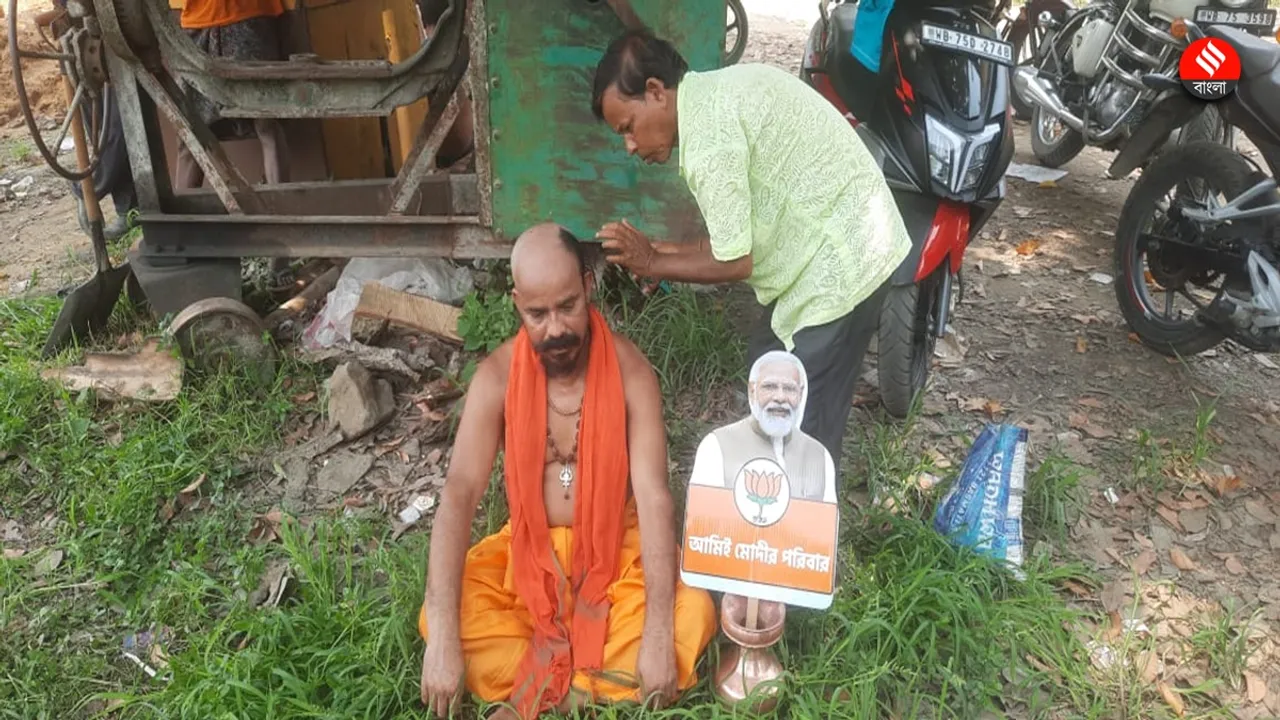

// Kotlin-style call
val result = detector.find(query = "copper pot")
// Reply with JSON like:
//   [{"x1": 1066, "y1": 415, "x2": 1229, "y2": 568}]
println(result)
[{"x1": 713, "y1": 594, "x2": 786, "y2": 710}]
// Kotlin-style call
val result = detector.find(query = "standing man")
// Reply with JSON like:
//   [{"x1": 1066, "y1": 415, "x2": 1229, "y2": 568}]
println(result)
[
  {"x1": 175, "y1": 0, "x2": 290, "y2": 189},
  {"x1": 36, "y1": 3, "x2": 137, "y2": 241},
  {"x1": 590, "y1": 30, "x2": 911, "y2": 475}
]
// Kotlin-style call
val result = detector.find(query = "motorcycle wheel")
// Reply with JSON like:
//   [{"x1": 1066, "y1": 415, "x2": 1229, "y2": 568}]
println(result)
[
  {"x1": 877, "y1": 271, "x2": 943, "y2": 419},
  {"x1": 1030, "y1": 105, "x2": 1084, "y2": 168},
  {"x1": 724, "y1": 0, "x2": 748, "y2": 66},
  {"x1": 1113, "y1": 141, "x2": 1252, "y2": 357}
]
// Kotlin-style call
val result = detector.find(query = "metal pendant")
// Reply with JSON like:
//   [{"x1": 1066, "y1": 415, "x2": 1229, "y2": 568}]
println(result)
[{"x1": 559, "y1": 465, "x2": 574, "y2": 488}]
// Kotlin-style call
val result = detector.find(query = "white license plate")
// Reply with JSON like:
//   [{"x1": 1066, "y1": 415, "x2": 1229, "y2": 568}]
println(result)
[
  {"x1": 1192, "y1": 6, "x2": 1277, "y2": 28},
  {"x1": 920, "y1": 23, "x2": 1014, "y2": 65}
]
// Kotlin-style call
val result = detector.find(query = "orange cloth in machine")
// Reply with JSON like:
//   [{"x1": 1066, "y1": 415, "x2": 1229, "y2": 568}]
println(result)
[
  {"x1": 417, "y1": 504, "x2": 716, "y2": 708},
  {"x1": 180, "y1": 0, "x2": 284, "y2": 29}
]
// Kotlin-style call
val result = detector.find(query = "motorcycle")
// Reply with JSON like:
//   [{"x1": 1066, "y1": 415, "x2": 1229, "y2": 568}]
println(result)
[
  {"x1": 1113, "y1": 21, "x2": 1280, "y2": 358},
  {"x1": 1012, "y1": 0, "x2": 1273, "y2": 171},
  {"x1": 801, "y1": 0, "x2": 1014, "y2": 418},
  {"x1": 992, "y1": 0, "x2": 1075, "y2": 120}
]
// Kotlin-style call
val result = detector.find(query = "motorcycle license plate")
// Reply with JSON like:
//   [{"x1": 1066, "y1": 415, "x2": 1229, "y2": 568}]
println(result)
[
  {"x1": 919, "y1": 23, "x2": 1014, "y2": 65},
  {"x1": 1192, "y1": 6, "x2": 1277, "y2": 29}
]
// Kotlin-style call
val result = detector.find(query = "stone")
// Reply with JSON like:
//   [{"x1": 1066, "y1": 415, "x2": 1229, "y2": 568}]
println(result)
[
  {"x1": 315, "y1": 451, "x2": 374, "y2": 498},
  {"x1": 327, "y1": 362, "x2": 394, "y2": 440}
]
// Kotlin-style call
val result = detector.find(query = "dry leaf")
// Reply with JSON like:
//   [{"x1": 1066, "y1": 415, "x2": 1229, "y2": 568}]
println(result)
[
  {"x1": 1105, "y1": 611, "x2": 1124, "y2": 641},
  {"x1": 1080, "y1": 423, "x2": 1116, "y2": 440},
  {"x1": 1015, "y1": 239, "x2": 1042, "y2": 256},
  {"x1": 1132, "y1": 550, "x2": 1157, "y2": 576},
  {"x1": 248, "y1": 509, "x2": 286, "y2": 544},
  {"x1": 1224, "y1": 555, "x2": 1246, "y2": 575},
  {"x1": 1245, "y1": 500, "x2": 1277, "y2": 524},
  {"x1": 1076, "y1": 336, "x2": 1088, "y2": 353},
  {"x1": 1170, "y1": 548, "x2": 1197, "y2": 571},
  {"x1": 1156, "y1": 505, "x2": 1185, "y2": 532},
  {"x1": 1128, "y1": 332, "x2": 1142, "y2": 344},
  {"x1": 1211, "y1": 473, "x2": 1244, "y2": 496},
  {"x1": 1246, "y1": 671, "x2": 1267, "y2": 704},
  {"x1": 3, "y1": 548, "x2": 24, "y2": 560},
  {"x1": 1101, "y1": 580, "x2": 1128, "y2": 613},
  {"x1": 983, "y1": 400, "x2": 1004, "y2": 418},
  {"x1": 1137, "y1": 651, "x2": 1161, "y2": 685},
  {"x1": 179, "y1": 473, "x2": 207, "y2": 496},
  {"x1": 1069, "y1": 412, "x2": 1089, "y2": 429},
  {"x1": 1159, "y1": 681, "x2": 1186, "y2": 717},
  {"x1": 293, "y1": 391, "x2": 317, "y2": 404},
  {"x1": 1062, "y1": 579, "x2": 1093, "y2": 598},
  {"x1": 32, "y1": 549, "x2": 63, "y2": 577},
  {"x1": 1078, "y1": 397, "x2": 1105, "y2": 409},
  {"x1": 959, "y1": 396, "x2": 988, "y2": 412}
]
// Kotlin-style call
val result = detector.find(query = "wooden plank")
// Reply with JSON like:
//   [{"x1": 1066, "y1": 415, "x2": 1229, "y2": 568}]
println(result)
[
  {"x1": 354, "y1": 282, "x2": 462, "y2": 342},
  {"x1": 381, "y1": 0, "x2": 431, "y2": 173},
  {"x1": 305, "y1": 0, "x2": 388, "y2": 179}
]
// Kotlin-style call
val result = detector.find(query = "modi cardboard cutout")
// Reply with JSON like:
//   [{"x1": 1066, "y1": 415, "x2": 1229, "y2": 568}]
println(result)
[{"x1": 680, "y1": 350, "x2": 840, "y2": 609}]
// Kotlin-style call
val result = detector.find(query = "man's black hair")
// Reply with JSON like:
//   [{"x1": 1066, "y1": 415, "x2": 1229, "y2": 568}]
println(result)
[
  {"x1": 591, "y1": 30, "x2": 689, "y2": 121},
  {"x1": 557, "y1": 226, "x2": 593, "y2": 278}
]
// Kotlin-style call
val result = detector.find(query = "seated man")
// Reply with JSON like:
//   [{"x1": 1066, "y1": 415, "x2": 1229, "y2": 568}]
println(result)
[
  {"x1": 418, "y1": 224, "x2": 716, "y2": 719},
  {"x1": 175, "y1": 0, "x2": 290, "y2": 189},
  {"x1": 691, "y1": 351, "x2": 836, "y2": 503}
]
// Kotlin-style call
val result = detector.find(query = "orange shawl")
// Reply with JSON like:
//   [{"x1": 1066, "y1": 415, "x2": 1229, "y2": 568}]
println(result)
[{"x1": 504, "y1": 306, "x2": 630, "y2": 718}]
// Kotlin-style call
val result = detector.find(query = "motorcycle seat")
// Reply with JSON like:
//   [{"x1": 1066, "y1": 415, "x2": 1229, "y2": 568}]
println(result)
[{"x1": 1207, "y1": 25, "x2": 1280, "y2": 78}]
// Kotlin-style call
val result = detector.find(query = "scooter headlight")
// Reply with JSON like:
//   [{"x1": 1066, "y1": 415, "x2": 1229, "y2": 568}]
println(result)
[
  {"x1": 1217, "y1": 0, "x2": 1252, "y2": 9},
  {"x1": 925, "y1": 114, "x2": 1002, "y2": 195}
]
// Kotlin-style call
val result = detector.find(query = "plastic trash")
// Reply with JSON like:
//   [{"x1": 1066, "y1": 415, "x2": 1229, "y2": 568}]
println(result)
[
  {"x1": 302, "y1": 258, "x2": 473, "y2": 349},
  {"x1": 932, "y1": 423, "x2": 1027, "y2": 578}
]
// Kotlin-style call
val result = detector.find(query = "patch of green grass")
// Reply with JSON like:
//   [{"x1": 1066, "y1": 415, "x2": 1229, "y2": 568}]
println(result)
[
  {"x1": 1131, "y1": 400, "x2": 1218, "y2": 491},
  {"x1": 1189, "y1": 602, "x2": 1262, "y2": 692},
  {"x1": 1024, "y1": 452, "x2": 1084, "y2": 545},
  {"x1": 611, "y1": 285, "x2": 744, "y2": 454},
  {"x1": 1, "y1": 290, "x2": 1123, "y2": 719},
  {"x1": 0, "y1": 297, "x2": 323, "y2": 718}
]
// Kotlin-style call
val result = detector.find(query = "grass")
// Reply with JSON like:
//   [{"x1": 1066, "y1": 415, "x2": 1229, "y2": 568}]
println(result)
[
  {"x1": 1130, "y1": 400, "x2": 1218, "y2": 492},
  {"x1": 0, "y1": 283, "x2": 1157, "y2": 719},
  {"x1": 1188, "y1": 602, "x2": 1263, "y2": 693}
]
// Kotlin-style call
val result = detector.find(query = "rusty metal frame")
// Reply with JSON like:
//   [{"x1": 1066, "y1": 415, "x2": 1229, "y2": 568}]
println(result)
[
  {"x1": 465, "y1": 0, "x2": 493, "y2": 228},
  {"x1": 95, "y1": 0, "x2": 507, "y2": 260},
  {"x1": 93, "y1": 0, "x2": 472, "y2": 118}
]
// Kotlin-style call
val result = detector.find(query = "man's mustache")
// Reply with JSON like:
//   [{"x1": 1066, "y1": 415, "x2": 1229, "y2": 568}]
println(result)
[
  {"x1": 764, "y1": 401, "x2": 793, "y2": 415},
  {"x1": 536, "y1": 333, "x2": 581, "y2": 353}
]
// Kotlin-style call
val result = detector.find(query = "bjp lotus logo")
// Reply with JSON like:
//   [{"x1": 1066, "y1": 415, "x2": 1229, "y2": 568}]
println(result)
[{"x1": 732, "y1": 458, "x2": 791, "y2": 527}]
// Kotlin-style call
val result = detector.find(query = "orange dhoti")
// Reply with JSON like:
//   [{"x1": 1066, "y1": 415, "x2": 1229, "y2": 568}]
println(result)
[{"x1": 419, "y1": 504, "x2": 717, "y2": 705}]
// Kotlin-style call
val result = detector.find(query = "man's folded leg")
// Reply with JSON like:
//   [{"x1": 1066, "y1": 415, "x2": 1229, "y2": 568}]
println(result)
[
  {"x1": 419, "y1": 516, "x2": 717, "y2": 708},
  {"x1": 572, "y1": 515, "x2": 717, "y2": 703},
  {"x1": 419, "y1": 526, "x2": 532, "y2": 703}
]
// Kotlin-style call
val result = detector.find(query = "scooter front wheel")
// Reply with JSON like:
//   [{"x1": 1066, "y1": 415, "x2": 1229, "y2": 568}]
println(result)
[{"x1": 877, "y1": 274, "x2": 941, "y2": 419}]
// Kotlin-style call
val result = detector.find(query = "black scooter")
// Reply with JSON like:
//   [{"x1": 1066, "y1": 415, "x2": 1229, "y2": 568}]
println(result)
[{"x1": 801, "y1": 0, "x2": 1014, "y2": 418}]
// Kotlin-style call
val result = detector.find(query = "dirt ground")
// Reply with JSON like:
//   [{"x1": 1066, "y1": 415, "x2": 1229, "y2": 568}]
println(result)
[{"x1": 3, "y1": 4, "x2": 1280, "y2": 713}]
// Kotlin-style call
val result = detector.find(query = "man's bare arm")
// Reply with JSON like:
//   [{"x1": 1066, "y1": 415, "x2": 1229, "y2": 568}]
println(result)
[
  {"x1": 647, "y1": 236, "x2": 752, "y2": 284},
  {"x1": 424, "y1": 350, "x2": 508, "y2": 645},
  {"x1": 619, "y1": 340, "x2": 677, "y2": 638}
]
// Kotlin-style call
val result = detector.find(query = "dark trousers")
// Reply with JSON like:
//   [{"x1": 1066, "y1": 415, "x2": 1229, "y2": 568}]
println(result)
[
  {"x1": 747, "y1": 282, "x2": 889, "y2": 479},
  {"x1": 68, "y1": 85, "x2": 136, "y2": 212}
]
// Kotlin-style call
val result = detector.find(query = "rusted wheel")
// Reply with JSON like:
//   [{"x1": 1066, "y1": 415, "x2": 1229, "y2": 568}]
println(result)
[{"x1": 6, "y1": 0, "x2": 107, "y2": 181}]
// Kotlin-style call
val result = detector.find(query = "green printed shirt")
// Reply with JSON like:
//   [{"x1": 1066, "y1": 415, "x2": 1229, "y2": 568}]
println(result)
[{"x1": 677, "y1": 63, "x2": 912, "y2": 350}]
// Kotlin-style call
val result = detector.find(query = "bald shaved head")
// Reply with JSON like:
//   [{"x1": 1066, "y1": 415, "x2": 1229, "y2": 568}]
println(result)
[{"x1": 510, "y1": 223, "x2": 595, "y2": 377}]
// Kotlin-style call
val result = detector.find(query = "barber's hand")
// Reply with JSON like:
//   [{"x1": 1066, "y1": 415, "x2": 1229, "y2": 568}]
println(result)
[
  {"x1": 636, "y1": 630, "x2": 678, "y2": 710},
  {"x1": 598, "y1": 220, "x2": 657, "y2": 275},
  {"x1": 421, "y1": 638, "x2": 464, "y2": 718}
]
